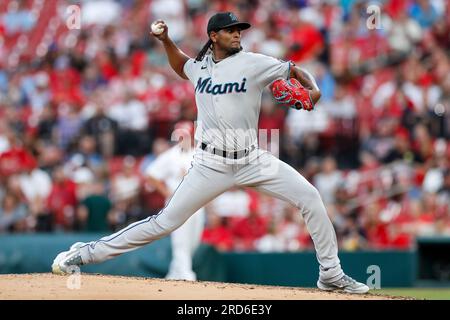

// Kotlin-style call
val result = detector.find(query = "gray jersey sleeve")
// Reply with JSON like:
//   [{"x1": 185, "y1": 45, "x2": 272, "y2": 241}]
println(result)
[
  {"x1": 253, "y1": 53, "x2": 291, "y2": 89},
  {"x1": 183, "y1": 58, "x2": 197, "y2": 83}
]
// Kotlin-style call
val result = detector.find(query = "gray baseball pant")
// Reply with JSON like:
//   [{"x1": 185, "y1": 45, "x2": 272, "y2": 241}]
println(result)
[{"x1": 79, "y1": 148, "x2": 343, "y2": 282}]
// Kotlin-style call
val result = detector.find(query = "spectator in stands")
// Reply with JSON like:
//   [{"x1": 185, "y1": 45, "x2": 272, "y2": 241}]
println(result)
[
  {"x1": 2, "y1": 0, "x2": 36, "y2": 35},
  {"x1": 231, "y1": 199, "x2": 268, "y2": 251},
  {"x1": 46, "y1": 165, "x2": 78, "y2": 231},
  {"x1": 149, "y1": 0, "x2": 187, "y2": 43},
  {"x1": 76, "y1": 181, "x2": 113, "y2": 232},
  {"x1": 255, "y1": 217, "x2": 285, "y2": 253},
  {"x1": 340, "y1": 217, "x2": 368, "y2": 251},
  {"x1": 0, "y1": 0, "x2": 448, "y2": 252},
  {"x1": 313, "y1": 156, "x2": 342, "y2": 205},
  {"x1": 286, "y1": 8, "x2": 325, "y2": 63},
  {"x1": 109, "y1": 91, "x2": 150, "y2": 155},
  {"x1": 437, "y1": 169, "x2": 450, "y2": 207},
  {"x1": 314, "y1": 63, "x2": 336, "y2": 102},
  {"x1": 409, "y1": 0, "x2": 440, "y2": 29},
  {"x1": 382, "y1": 128, "x2": 415, "y2": 164},
  {"x1": 18, "y1": 155, "x2": 52, "y2": 231},
  {"x1": 81, "y1": 64, "x2": 107, "y2": 96},
  {"x1": 56, "y1": 103, "x2": 83, "y2": 152},
  {"x1": 386, "y1": 9, "x2": 422, "y2": 55},
  {"x1": 82, "y1": 95, "x2": 118, "y2": 158},
  {"x1": 36, "y1": 105, "x2": 57, "y2": 144},
  {"x1": 26, "y1": 72, "x2": 52, "y2": 119},
  {"x1": 110, "y1": 156, "x2": 141, "y2": 205},
  {"x1": 207, "y1": 187, "x2": 251, "y2": 218},
  {"x1": 0, "y1": 191, "x2": 28, "y2": 233},
  {"x1": 201, "y1": 211, "x2": 234, "y2": 252},
  {"x1": 412, "y1": 123, "x2": 435, "y2": 164},
  {"x1": 76, "y1": 135, "x2": 104, "y2": 171},
  {"x1": 275, "y1": 205, "x2": 305, "y2": 251}
]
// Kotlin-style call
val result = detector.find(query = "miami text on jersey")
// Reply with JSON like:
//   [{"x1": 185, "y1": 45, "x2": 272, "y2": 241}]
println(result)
[{"x1": 195, "y1": 77, "x2": 247, "y2": 95}]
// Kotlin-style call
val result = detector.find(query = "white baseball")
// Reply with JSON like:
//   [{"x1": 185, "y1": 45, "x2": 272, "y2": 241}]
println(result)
[{"x1": 151, "y1": 22, "x2": 164, "y2": 35}]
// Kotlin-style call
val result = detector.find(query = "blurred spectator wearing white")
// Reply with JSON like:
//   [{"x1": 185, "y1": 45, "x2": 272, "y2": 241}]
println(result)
[
  {"x1": 2, "y1": 0, "x2": 36, "y2": 35},
  {"x1": 208, "y1": 187, "x2": 251, "y2": 218},
  {"x1": 0, "y1": 192, "x2": 28, "y2": 233},
  {"x1": 314, "y1": 156, "x2": 343, "y2": 205}
]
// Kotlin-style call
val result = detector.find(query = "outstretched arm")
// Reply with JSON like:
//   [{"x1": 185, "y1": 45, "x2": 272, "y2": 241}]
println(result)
[
  {"x1": 151, "y1": 20, "x2": 190, "y2": 80},
  {"x1": 289, "y1": 65, "x2": 322, "y2": 105}
]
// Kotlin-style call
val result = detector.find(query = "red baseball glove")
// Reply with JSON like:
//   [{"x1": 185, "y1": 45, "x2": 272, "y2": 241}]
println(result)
[{"x1": 271, "y1": 78, "x2": 314, "y2": 111}]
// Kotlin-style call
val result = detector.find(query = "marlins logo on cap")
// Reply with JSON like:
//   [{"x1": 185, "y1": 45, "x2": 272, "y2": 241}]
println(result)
[
  {"x1": 229, "y1": 13, "x2": 238, "y2": 22},
  {"x1": 207, "y1": 12, "x2": 251, "y2": 34}
]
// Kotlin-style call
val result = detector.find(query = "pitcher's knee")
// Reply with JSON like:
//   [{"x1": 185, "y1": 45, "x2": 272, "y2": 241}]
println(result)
[
  {"x1": 297, "y1": 186, "x2": 325, "y2": 212},
  {"x1": 305, "y1": 185, "x2": 322, "y2": 202},
  {"x1": 156, "y1": 219, "x2": 184, "y2": 237},
  {"x1": 159, "y1": 223, "x2": 178, "y2": 237}
]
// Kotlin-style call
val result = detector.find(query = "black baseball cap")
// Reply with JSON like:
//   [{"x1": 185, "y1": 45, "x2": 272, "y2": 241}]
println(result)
[{"x1": 207, "y1": 12, "x2": 251, "y2": 34}]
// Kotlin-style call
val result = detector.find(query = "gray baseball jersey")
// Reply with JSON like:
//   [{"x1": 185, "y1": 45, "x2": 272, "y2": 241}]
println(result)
[
  {"x1": 184, "y1": 51, "x2": 290, "y2": 151},
  {"x1": 78, "y1": 51, "x2": 344, "y2": 283}
]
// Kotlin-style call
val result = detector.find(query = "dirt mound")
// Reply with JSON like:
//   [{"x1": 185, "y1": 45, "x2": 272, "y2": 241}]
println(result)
[{"x1": 0, "y1": 273, "x2": 402, "y2": 300}]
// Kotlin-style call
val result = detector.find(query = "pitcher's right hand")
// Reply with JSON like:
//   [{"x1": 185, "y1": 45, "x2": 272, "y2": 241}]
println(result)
[{"x1": 150, "y1": 20, "x2": 168, "y2": 41}]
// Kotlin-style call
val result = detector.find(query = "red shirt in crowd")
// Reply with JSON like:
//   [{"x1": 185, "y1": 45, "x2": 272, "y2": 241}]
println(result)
[
  {"x1": 0, "y1": 147, "x2": 36, "y2": 176},
  {"x1": 231, "y1": 214, "x2": 268, "y2": 251},
  {"x1": 287, "y1": 23, "x2": 324, "y2": 63},
  {"x1": 49, "y1": 68, "x2": 84, "y2": 106},
  {"x1": 366, "y1": 223, "x2": 390, "y2": 249},
  {"x1": 202, "y1": 225, "x2": 234, "y2": 252},
  {"x1": 46, "y1": 179, "x2": 78, "y2": 228},
  {"x1": 258, "y1": 108, "x2": 285, "y2": 134}
]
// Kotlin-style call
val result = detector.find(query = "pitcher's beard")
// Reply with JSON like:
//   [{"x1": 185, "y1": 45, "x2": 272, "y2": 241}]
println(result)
[{"x1": 227, "y1": 46, "x2": 242, "y2": 55}]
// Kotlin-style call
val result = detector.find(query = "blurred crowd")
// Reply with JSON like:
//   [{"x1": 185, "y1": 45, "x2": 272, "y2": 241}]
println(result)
[{"x1": 0, "y1": 0, "x2": 449, "y2": 252}]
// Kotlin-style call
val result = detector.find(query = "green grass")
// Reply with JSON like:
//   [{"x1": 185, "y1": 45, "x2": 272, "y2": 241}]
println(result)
[{"x1": 372, "y1": 288, "x2": 450, "y2": 300}]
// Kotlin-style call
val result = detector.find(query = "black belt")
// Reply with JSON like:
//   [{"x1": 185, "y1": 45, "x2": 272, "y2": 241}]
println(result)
[{"x1": 200, "y1": 142, "x2": 255, "y2": 159}]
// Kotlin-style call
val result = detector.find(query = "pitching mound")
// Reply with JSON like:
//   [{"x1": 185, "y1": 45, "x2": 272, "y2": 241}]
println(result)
[{"x1": 0, "y1": 274, "x2": 402, "y2": 300}]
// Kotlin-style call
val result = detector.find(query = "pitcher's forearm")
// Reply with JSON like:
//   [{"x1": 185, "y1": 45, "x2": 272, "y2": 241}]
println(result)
[
  {"x1": 162, "y1": 38, "x2": 190, "y2": 79},
  {"x1": 290, "y1": 66, "x2": 321, "y2": 104}
]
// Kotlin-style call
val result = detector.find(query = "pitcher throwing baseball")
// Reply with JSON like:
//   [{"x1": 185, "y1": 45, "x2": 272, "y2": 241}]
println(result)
[{"x1": 52, "y1": 12, "x2": 369, "y2": 294}]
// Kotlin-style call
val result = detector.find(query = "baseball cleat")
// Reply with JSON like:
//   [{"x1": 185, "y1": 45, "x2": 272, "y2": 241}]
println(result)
[
  {"x1": 317, "y1": 274, "x2": 370, "y2": 294},
  {"x1": 52, "y1": 242, "x2": 85, "y2": 275}
]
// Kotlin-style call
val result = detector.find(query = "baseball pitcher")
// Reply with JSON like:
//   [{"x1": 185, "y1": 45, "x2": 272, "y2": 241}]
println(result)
[{"x1": 52, "y1": 12, "x2": 369, "y2": 294}]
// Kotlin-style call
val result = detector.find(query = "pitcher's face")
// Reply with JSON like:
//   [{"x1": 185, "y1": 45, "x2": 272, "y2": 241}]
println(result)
[{"x1": 211, "y1": 26, "x2": 242, "y2": 55}]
